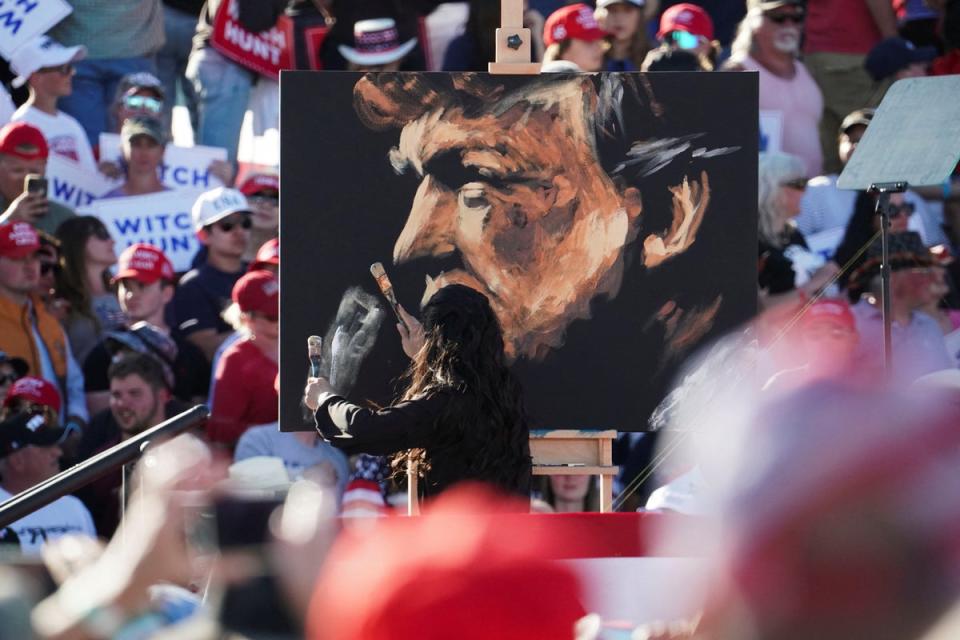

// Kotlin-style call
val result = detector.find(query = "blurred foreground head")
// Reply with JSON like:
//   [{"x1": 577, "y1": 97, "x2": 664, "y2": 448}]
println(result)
[
  {"x1": 308, "y1": 485, "x2": 586, "y2": 640},
  {"x1": 658, "y1": 377, "x2": 960, "y2": 640}
]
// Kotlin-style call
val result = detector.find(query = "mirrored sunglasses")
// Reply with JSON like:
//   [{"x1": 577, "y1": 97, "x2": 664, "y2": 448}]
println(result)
[{"x1": 123, "y1": 94, "x2": 163, "y2": 114}]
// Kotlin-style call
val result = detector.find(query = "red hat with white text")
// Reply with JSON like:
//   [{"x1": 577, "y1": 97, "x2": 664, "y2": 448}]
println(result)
[
  {"x1": 0, "y1": 122, "x2": 49, "y2": 161},
  {"x1": 0, "y1": 222, "x2": 41, "y2": 259},
  {"x1": 112, "y1": 243, "x2": 175, "y2": 285},
  {"x1": 232, "y1": 270, "x2": 279, "y2": 317},
  {"x1": 4, "y1": 376, "x2": 62, "y2": 414},
  {"x1": 657, "y1": 3, "x2": 715, "y2": 40},
  {"x1": 544, "y1": 4, "x2": 608, "y2": 47}
]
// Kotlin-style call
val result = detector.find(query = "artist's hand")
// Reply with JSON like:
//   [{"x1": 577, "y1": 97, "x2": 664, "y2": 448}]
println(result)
[
  {"x1": 304, "y1": 376, "x2": 334, "y2": 411},
  {"x1": 396, "y1": 305, "x2": 425, "y2": 359},
  {"x1": 2, "y1": 191, "x2": 48, "y2": 224}
]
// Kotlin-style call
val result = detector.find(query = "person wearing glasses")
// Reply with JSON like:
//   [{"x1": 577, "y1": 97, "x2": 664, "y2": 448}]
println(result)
[
  {"x1": 758, "y1": 152, "x2": 839, "y2": 311},
  {"x1": 725, "y1": 0, "x2": 824, "y2": 178},
  {"x1": 237, "y1": 173, "x2": 279, "y2": 263},
  {"x1": 100, "y1": 117, "x2": 170, "y2": 199},
  {"x1": 0, "y1": 352, "x2": 28, "y2": 406},
  {"x1": 8, "y1": 36, "x2": 97, "y2": 172},
  {"x1": 172, "y1": 188, "x2": 253, "y2": 361},
  {"x1": 0, "y1": 222, "x2": 89, "y2": 438},
  {"x1": 112, "y1": 73, "x2": 167, "y2": 129},
  {"x1": 650, "y1": 3, "x2": 720, "y2": 69},
  {"x1": 53, "y1": 217, "x2": 124, "y2": 365},
  {"x1": 207, "y1": 269, "x2": 279, "y2": 449}
]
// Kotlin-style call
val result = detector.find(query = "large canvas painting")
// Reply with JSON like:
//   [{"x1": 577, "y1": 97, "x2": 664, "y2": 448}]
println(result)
[{"x1": 280, "y1": 71, "x2": 757, "y2": 431}]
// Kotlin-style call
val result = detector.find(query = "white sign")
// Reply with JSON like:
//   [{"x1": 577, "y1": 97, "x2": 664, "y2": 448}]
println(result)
[
  {"x1": 45, "y1": 155, "x2": 119, "y2": 209},
  {"x1": 759, "y1": 110, "x2": 783, "y2": 154},
  {"x1": 99, "y1": 133, "x2": 228, "y2": 191},
  {"x1": 0, "y1": 0, "x2": 72, "y2": 59},
  {"x1": 81, "y1": 190, "x2": 205, "y2": 272}
]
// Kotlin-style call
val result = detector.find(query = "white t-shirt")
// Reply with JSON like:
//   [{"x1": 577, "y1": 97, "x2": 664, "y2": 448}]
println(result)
[
  {"x1": 0, "y1": 86, "x2": 15, "y2": 126},
  {"x1": 11, "y1": 104, "x2": 97, "y2": 171},
  {"x1": 0, "y1": 487, "x2": 97, "y2": 556}
]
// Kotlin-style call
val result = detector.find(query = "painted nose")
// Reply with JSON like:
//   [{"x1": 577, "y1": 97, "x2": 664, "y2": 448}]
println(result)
[{"x1": 393, "y1": 176, "x2": 458, "y2": 264}]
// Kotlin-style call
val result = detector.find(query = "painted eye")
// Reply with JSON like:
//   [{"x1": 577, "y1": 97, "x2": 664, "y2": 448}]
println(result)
[{"x1": 459, "y1": 183, "x2": 488, "y2": 209}]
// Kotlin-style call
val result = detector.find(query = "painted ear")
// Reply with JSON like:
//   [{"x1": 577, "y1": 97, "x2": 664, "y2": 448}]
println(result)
[{"x1": 642, "y1": 171, "x2": 710, "y2": 269}]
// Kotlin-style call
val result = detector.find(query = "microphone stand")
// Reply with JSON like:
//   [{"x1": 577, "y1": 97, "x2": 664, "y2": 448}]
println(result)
[{"x1": 869, "y1": 181, "x2": 907, "y2": 382}]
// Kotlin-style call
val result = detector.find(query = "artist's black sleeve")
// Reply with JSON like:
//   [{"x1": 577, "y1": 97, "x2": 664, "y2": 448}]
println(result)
[{"x1": 314, "y1": 392, "x2": 451, "y2": 456}]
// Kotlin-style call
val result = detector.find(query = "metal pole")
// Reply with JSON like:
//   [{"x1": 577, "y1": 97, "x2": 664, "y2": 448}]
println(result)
[
  {"x1": 0, "y1": 405, "x2": 209, "y2": 529},
  {"x1": 876, "y1": 191, "x2": 893, "y2": 379}
]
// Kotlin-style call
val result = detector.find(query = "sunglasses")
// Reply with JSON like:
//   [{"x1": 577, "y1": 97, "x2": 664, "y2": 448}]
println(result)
[
  {"x1": 885, "y1": 203, "x2": 916, "y2": 218},
  {"x1": 0, "y1": 373, "x2": 18, "y2": 385},
  {"x1": 123, "y1": 94, "x2": 163, "y2": 114},
  {"x1": 214, "y1": 217, "x2": 253, "y2": 233},
  {"x1": 38, "y1": 63, "x2": 74, "y2": 76},
  {"x1": 40, "y1": 262, "x2": 61, "y2": 276},
  {"x1": 247, "y1": 195, "x2": 279, "y2": 206},
  {"x1": 669, "y1": 31, "x2": 701, "y2": 50},
  {"x1": 767, "y1": 12, "x2": 805, "y2": 25},
  {"x1": 781, "y1": 178, "x2": 808, "y2": 191},
  {"x1": 90, "y1": 226, "x2": 112, "y2": 241}
]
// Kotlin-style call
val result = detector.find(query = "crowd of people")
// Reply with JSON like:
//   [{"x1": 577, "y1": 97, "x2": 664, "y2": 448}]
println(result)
[{"x1": 0, "y1": 0, "x2": 959, "y2": 638}]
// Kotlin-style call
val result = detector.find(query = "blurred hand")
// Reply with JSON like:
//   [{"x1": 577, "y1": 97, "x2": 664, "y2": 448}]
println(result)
[
  {"x1": 304, "y1": 376, "x2": 334, "y2": 411},
  {"x1": 2, "y1": 191, "x2": 48, "y2": 224},
  {"x1": 396, "y1": 305, "x2": 424, "y2": 359},
  {"x1": 803, "y1": 261, "x2": 840, "y2": 297},
  {"x1": 209, "y1": 159, "x2": 235, "y2": 186}
]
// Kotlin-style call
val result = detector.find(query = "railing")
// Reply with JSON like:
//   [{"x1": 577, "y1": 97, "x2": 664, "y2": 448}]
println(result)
[{"x1": 0, "y1": 405, "x2": 209, "y2": 529}]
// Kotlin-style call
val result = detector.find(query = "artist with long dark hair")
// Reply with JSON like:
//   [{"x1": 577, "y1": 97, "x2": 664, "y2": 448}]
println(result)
[{"x1": 303, "y1": 285, "x2": 531, "y2": 498}]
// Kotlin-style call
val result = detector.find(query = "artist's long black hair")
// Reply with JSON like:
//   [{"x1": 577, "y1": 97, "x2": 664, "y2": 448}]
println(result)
[
  {"x1": 399, "y1": 285, "x2": 530, "y2": 493},
  {"x1": 835, "y1": 191, "x2": 878, "y2": 297}
]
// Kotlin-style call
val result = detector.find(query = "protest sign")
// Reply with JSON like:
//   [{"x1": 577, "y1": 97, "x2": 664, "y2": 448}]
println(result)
[
  {"x1": 45, "y1": 156, "x2": 119, "y2": 209},
  {"x1": 759, "y1": 110, "x2": 783, "y2": 154},
  {"x1": 0, "y1": 0, "x2": 72, "y2": 59},
  {"x1": 210, "y1": 0, "x2": 292, "y2": 79},
  {"x1": 82, "y1": 190, "x2": 204, "y2": 272},
  {"x1": 99, "y1": 133, "x2": 228, "y2": 191}
]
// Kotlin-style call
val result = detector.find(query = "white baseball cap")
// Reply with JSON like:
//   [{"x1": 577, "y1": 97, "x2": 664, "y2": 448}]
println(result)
[
  {"x1": 192, "y1": 187, "x2": 252, "y2": 231},
  {"x1": 597, "y1": 0, "x2": 645, "y2": 8},
  {"x1": 10, "y1": 36, "x2": 86, "y2": 89}
]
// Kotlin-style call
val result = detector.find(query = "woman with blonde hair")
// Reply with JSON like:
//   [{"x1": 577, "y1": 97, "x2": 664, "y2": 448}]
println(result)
[{"x1": 758, "y1": 152, "x2": 838, "y2": 309}]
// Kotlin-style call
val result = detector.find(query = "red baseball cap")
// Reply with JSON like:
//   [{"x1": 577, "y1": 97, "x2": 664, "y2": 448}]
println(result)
[
  {"x1": 544, "y1": 3, "x2": 608, "y2": 47},
  {"x1": 0, "y1": 222, "x2": 41, "y2": 259},
  {"x1": 112, "y1": 243, "x2": 175, "y2": 285},
  {"x1": 657, "y1": 3, "x2": 715, "y2": 40},
  {"x1": 799, "y1": 298, "x2": 857, "y2": 333},
  {"x1": 249, "y1": 237, "x2": 279, "y2": 272},
  {"x1": 232, "y1": 269, "x2": 279, "y2": 317},
  {"x1": 239, "y1": 173, "x2": 279, "y2": 196},
  {"x1": 0, "y1": 122, "x2": 49, "y2": 161},
  {"x1": 4, "y1": 376, "x2": 61, "y2": 414}
]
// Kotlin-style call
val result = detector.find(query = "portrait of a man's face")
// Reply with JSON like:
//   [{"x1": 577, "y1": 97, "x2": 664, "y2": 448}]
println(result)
[{"x1": 280, "y1": 71, "x2": 757, "y2": 431}]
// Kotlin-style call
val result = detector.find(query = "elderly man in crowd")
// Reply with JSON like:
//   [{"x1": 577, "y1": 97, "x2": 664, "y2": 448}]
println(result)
[
  {"x1": 725, "y1": 0, "x2": 824, "y2": 177},
  {"x1": 0, "y1": 412, "x2": 95, "y2": 555}
]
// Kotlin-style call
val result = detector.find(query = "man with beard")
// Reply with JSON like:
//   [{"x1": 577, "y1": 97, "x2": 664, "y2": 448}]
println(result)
[
  {"x1": 725, "y1": 0, "x2": 824, "y2": 177},
  {"x1": 76, "y1": 352, "x2": 186, "y2": 536}
]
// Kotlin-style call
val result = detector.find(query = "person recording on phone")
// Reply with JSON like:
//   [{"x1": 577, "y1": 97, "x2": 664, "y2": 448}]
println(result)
[
  {"x1": 0, "y1": 122, "x2": 76, "y2": 235},
  {"x1": 303, "y1": 284, "x2": 532, "y2": 500}
]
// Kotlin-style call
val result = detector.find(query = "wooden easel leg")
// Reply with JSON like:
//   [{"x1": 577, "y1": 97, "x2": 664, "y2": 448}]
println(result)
[{"x1": 599, "y1": 474, "x2": 613, "y2": 513}]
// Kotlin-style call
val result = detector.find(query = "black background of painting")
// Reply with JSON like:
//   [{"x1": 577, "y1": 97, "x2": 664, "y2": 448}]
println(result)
[{"x1": 279, "y1": 71, "x2": 758, "y2": 432}]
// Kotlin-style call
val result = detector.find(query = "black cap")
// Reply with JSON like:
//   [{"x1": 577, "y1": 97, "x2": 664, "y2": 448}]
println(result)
[
  {"x1": 0, "y1": 412, "x2": 66, "y2": 458},
  {"x1": 865, "y1": 37, "x2": 937, "y2": 82}
]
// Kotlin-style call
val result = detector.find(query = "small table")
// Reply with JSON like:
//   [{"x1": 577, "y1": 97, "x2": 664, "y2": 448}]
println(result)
[
  {"x1": 530, "y1": 429, "x2": 619, "y2": 512},
  {"x1": 406, "y1": 429, "x2": 620, "y2": 514}
]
